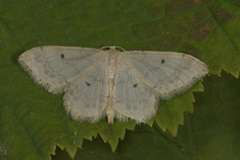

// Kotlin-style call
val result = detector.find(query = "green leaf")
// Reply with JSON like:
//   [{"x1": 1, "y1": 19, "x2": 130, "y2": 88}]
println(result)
[
  {"x1": 0, "y1": 0, "x2": 239, "y2": 159},
  {"x1": 153, "y1": 82, "x2": 204, "y2": 137}
]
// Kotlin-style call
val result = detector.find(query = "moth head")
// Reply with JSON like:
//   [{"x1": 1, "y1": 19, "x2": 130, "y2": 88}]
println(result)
[{"x1": 102, "y1": 46, "x2": 126, "y2": 52}]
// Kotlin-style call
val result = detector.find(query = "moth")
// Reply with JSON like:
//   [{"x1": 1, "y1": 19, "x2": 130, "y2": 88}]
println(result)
[{"x1": 18, "y1": 46, "x2": 208, "y2": 124}]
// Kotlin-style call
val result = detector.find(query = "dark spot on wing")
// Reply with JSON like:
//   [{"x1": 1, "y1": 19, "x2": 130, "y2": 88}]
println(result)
[
  {"x1": 133, "y1": 83, "x2": 138, "y2": 88},
  {"x1": 161, "y1": 59, "x2": 165, "y2": 64},
  {"x1": 61, "y1": 54, "x2": 64, "y2": 58},
  {"x1": 86, "y1": 82, "x2": 91, "y2": 86}
]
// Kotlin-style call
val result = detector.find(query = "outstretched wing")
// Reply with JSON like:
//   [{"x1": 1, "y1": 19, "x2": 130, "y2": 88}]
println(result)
[
  {"x1": 121, "y1": 51, "x2": 208, "y2": 99},
  {"x1": 63, "y1": 61, "x2": 109, "y2": 122},
  {"x1": 113, "y1": 61, "x2": 158, "y2": 123},
  {"x1": 18, "y1": 46, "x2": 104, "y2": 93}
]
